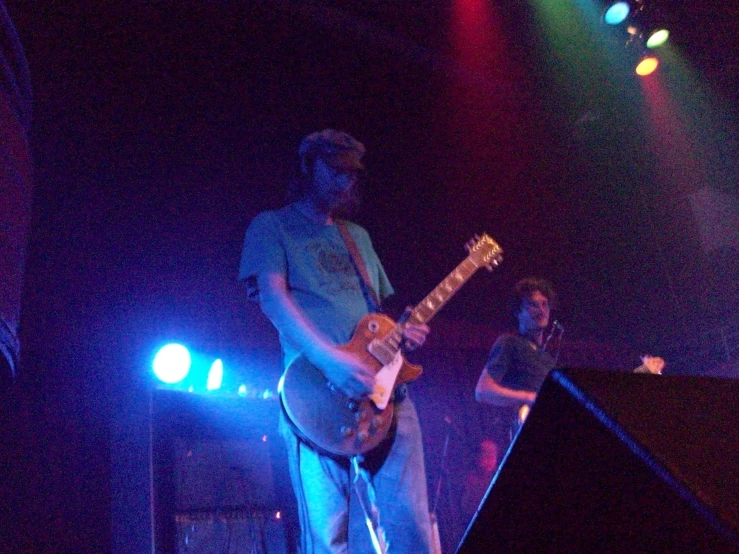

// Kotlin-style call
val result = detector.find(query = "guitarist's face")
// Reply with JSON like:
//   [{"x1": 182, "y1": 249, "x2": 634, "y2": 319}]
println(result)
[
  {"x1": 310, "y1": 158, "x2": 359, "y2": 214},
  {"x1": 518, "y1": 291, "x2": 550, "y2": 335}
]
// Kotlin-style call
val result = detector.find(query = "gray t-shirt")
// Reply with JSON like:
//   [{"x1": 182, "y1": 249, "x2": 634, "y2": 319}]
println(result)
[
  {"x1": 485, "y1": 333, "x2": 556, "y2": 394},
  {"x1": 239, "y1": 203, "x2": 394, "y2": 369}
]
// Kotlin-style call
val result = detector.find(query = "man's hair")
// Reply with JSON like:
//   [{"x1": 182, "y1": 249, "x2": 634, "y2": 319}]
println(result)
[
  {"x1": 287, "y1": 129, "x2": 365, "y2": 216},
  {"x1": 286, "y1": 153, "x2": 361, "y2": 218},
  {"x1": 510, "y1": 277, "x2": 557, "y2": 317}
]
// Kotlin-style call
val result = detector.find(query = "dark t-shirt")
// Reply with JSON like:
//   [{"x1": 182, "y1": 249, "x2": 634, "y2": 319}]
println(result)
[{"x1": 484, "y1": 333, "x2": 556, "y2": 394}]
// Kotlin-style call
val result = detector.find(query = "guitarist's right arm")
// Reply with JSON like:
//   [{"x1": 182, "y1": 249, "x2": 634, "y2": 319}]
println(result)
[
  {"x1": 475, "y1": 369, "x2": 537, "y2": 407},
  {"x1": 257, "y1": 271, "x2": 376, "y2": 399}
]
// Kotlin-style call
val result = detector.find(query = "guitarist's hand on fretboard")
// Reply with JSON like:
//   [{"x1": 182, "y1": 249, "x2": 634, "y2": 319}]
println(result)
[
  {"x1": 401, "y1": 319, "x2": 430, "y2": 352},
  {"x1": 517, "y1": 357, "x2": 664, "y2": 427}
]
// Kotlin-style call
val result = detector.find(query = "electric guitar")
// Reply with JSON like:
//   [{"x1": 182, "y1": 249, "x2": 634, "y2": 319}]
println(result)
[
  {"x1": 279, "y1": 234, "x2": 504, "y2": 456},
  {"x1": 517, "y1": 354, "x2": 665, "y2": 425}
]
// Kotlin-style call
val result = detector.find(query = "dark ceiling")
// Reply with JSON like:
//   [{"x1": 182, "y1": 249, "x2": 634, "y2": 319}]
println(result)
[{"x1": 6, "y1": 0, "x2": 739, "y2": 376}]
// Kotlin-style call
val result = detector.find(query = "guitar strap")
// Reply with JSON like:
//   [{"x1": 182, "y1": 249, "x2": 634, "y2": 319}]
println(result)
[
  {"x1": 336, "y1": 220, "x2": 382, "y2": 313},
  {"x1": 337, "y1": 220, "x2": 388, "y2": 553}
]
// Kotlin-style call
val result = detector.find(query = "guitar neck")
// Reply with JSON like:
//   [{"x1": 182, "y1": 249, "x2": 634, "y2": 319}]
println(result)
[
  {"x1": 407, "y1": 256, "x2": 482, "y2": 326},
  {"x1": 372, "y1": 234, "x2": 500, "y2": 360}
]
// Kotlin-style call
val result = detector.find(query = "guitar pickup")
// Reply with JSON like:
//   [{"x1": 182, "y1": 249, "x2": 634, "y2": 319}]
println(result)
[{"x1": 368, "y1": 339, "x2": 398, "y2": 366}]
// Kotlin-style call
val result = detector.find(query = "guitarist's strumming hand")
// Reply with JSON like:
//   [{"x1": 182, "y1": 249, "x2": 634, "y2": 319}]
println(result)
[
  {"x1": 309, "y1": 346, "x2": 377, "y2": 400},
  {"x1": 257, "y1": 273, "x2": 377, "y2": 400}
]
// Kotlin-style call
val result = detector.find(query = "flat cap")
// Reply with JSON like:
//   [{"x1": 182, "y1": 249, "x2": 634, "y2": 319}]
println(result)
[{"x1": 298, "y1": 129, "x2": 365, "y2": 173}]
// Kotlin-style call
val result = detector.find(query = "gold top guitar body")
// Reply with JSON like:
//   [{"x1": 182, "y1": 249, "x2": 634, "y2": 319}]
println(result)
[{"x1": 279, "y1": 234, "x2": 503, "y2": 456}]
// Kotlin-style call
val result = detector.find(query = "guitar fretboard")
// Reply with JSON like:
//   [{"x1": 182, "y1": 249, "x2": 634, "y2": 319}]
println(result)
[
  {"x1": 409, "y1": 257, "x2": 481, "y2": 325},
  {"x1": 373, "y1": 234, "x2": 501, "y2": 361}
]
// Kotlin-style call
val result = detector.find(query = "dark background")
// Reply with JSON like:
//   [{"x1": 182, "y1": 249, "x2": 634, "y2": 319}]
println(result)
[{"x1": 2, "y1": 0, "x2": 738, "y2": 552}]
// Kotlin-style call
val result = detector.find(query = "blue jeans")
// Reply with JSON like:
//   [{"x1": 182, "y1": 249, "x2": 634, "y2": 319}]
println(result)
[{"x1": 280, "y1": 396, "x2": 433, "y2": 553}]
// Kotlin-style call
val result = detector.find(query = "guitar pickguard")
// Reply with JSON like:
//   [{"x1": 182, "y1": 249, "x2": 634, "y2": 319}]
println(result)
[{"x1": 370, "y1": 350, "x2": 404, "y2": 410}]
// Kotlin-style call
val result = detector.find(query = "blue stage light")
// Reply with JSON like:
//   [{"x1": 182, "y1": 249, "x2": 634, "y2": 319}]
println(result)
[
  {"x1": 604, "y1": 2, "x2": 630, "y2": 25},
  {"x1": 206, "y1": 359, "x2": 224, "y2": 391},
  {"x1": 152, "y1": 343, "x2": 191, "y2": 384}
]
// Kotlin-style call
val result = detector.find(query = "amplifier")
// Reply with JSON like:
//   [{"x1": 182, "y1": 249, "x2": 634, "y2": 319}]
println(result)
[
  {"x1": 151, "y1": 390, "x2": 295, "y2": 553},
  {"x1": 175, "y1": 509, "x2": 287, "y2": 554},
  {"x1": 174, "y1": 436, "x2": 276, "y2": 511}
]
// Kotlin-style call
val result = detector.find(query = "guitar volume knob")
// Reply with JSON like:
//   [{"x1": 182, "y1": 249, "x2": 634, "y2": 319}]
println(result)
[{"x1": 340, "y1": 426, "x2": 355, "y2": 438}]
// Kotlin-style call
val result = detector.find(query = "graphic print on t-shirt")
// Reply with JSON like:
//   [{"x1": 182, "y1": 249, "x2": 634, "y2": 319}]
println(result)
[{"x1": 307, "y1": 240, "x2": 363, "y2": 297}]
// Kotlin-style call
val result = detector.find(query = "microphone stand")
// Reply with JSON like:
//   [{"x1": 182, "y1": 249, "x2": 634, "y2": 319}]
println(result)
[
  {"x1": 553, "y1": 326, "x2": 564, "y2": 365},
  {"x1": 429, "y1": 418, "x2": 454, "y2": 554},
  {"x1": 543, "y1": 320, "x2": 565, "y2": 365}
]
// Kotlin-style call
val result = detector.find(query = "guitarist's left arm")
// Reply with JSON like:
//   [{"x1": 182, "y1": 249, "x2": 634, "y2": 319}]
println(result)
[{"x1": 398, "y1": 307, "x2": 430, "y2": 353}]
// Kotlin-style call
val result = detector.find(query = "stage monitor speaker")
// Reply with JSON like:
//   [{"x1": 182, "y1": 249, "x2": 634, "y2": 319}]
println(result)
[{"x1": 457, "y1": 368, "x2": 739, "y2": 553}]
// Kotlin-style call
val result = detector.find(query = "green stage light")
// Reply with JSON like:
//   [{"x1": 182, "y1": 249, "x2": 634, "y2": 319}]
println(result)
[{"x1": 646, "y1": 28, "x2": 669, "y2": 48}]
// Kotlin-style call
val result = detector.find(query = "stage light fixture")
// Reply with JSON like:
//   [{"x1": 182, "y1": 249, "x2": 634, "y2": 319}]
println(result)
[
  {"x1": 604, "y1": 2, "x2": 630, "y2": 25},
  {"x1": 206, "y1": 359, "x2": 224, "y2": 391},
  {"x1": 635, "y1": 55, "x2": 659, "y2": 76},
  {"x1": 645, "y1": 28, "x2": 669, "y2": 48},
  {"x1": 152, "y1": 343, "x2": 191, "y2": 384}
]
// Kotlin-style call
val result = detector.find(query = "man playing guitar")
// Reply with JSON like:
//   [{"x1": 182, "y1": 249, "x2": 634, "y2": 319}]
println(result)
[{"x1": 239, "y1": 129, "x2": 433, "y2": 554}]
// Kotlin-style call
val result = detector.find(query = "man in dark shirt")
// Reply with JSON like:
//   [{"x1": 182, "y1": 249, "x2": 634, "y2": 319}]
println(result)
[
  {"x1": 475, "y1": 278, "x2": 558, "y2": 432},
  {"x1": 475, "y1": 277, "x2": 664, "y2": 439}
]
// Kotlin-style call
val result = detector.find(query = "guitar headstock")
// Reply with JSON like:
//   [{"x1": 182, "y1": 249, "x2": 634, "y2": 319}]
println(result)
[{"x1": 465, "y1": 233, "x2": 503, "y2": 271}]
